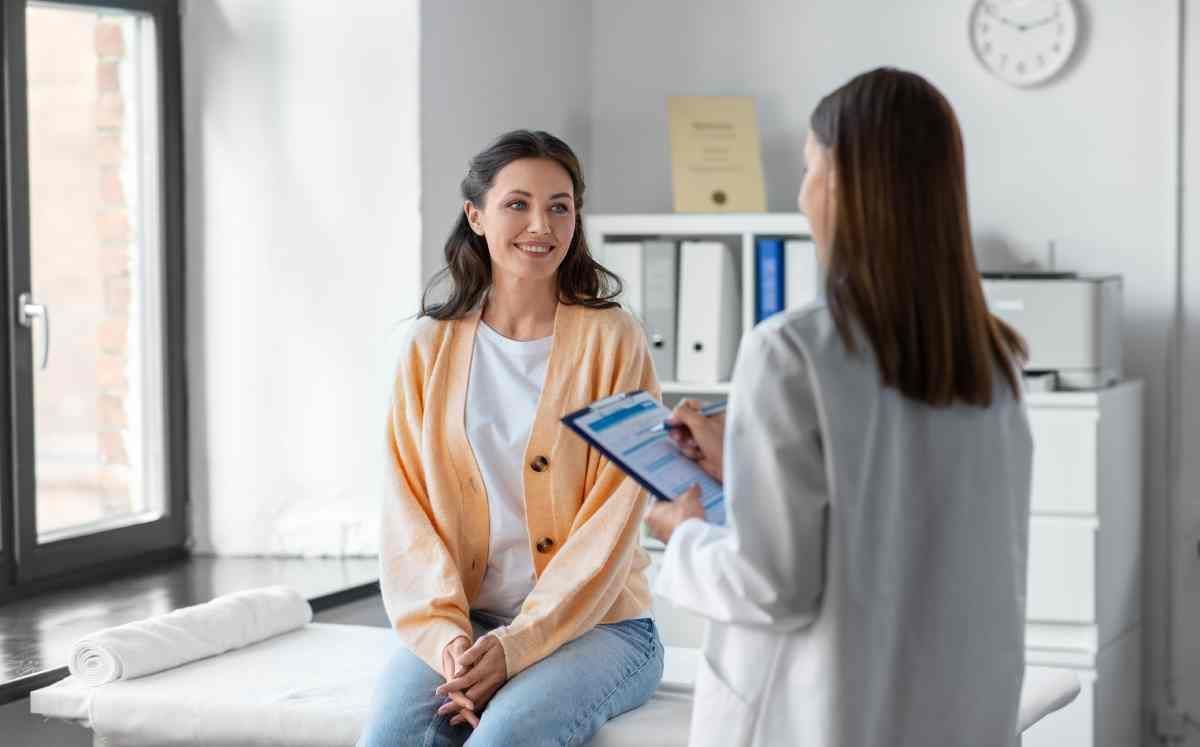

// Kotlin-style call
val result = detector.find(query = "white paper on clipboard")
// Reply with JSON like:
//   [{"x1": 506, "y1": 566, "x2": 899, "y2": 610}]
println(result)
[{"x1": 562, "y1": 390, "x2": 726, "y2": 525}]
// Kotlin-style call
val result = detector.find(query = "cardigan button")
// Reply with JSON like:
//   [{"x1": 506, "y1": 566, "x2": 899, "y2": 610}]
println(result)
[
  {"x1": 530, "y1": 455, "x2": 550, "y2": 473},
  {"x1": 535, "y1": 537, "x2": 556, "y2": 554}
]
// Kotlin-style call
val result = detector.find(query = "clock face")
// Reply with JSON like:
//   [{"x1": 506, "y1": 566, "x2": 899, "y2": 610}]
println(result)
[{"x1": 970, "y1": 0, "x2": 1078, "y2": 87}]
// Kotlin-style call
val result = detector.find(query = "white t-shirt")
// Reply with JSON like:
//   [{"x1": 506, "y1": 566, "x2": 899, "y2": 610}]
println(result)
[{"x1": 465, "y1": 321, "x2": 552, "y2": 621}]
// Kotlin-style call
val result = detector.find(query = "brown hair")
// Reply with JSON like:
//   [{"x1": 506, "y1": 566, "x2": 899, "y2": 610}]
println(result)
[
  {"x1": 810, "y1": 67, "x2": 1027, "y2": 406},
  {"x1": 420, "y1": 130, "x2": 621, "y2": 319}
]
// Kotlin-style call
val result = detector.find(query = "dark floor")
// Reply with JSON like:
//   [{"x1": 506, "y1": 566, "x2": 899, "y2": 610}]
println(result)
[{"x1": 0, "y1": 555, "x2": 378, "y2": 704}]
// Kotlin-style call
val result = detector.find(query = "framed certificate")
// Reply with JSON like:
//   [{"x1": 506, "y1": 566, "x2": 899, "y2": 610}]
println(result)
[{"x1": 667, "y1": 95, "x2": 767, "y2": 213}]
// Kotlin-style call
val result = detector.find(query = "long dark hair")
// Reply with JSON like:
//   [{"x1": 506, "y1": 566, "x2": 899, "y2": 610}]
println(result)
[
  {"x1": 420, "y1": 130, "x2": 621, "y2": 319},
  {"x1": 810, "y1": 67, "x2": 1027, "y2": 406}
]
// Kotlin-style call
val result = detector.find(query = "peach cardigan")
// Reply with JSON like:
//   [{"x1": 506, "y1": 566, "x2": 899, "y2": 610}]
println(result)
[{"x1": 380, "y1": 302, "x2": 658, "y2": 676}]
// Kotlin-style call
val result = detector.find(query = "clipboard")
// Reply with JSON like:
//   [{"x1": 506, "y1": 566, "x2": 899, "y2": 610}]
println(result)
[{"x1": 561, "y1": 390, "x2": 725, "y2": 525}]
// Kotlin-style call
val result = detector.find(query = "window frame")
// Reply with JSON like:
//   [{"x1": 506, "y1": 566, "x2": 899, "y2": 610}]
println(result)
[{"x1": 0, "y1": 0, "x2": 187, "y2": 599}]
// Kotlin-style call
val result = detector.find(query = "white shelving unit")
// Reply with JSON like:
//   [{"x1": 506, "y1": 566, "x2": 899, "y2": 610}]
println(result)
[
  {"x1": 585, "y1": 213, "x2": 813, "y2": 394},
  {"x1": 660, "y1": 381, "x2": 731, "y2": 396}
]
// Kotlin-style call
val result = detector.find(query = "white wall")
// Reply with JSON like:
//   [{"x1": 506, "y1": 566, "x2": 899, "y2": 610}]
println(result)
[
  {"x1": 180, "y1": 0, "x2": 593, "y2": 554},
  {"x1": 182, "y1": 0, "x2": 421, "y2": 554},
  {"x1": 589, "y1": 0, "x2": 1184, "y2": 740},
  {"x1": 419, "y1": 0, "x2": 593, "y2": 281}
]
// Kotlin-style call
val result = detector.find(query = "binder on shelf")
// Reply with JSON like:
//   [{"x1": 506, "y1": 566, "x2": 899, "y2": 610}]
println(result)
[
  {"x1": 599, "y1": 241, "x2": 645, "y2": 318},
  {"x1": 785, "y1": 239, "x2": 821, "y2": 310},
  {"x1": 599, "y1": 240, "x2": 680, "y2": 381},
  {"x1": 755, "y1": 237, "x2": 785, "y2": 323},
  {"x1": 641, "y1": 240, "x2": 679, "y2": 381},
  {"x1": 676, "y1": 240, "x2": 740, "y2": 384}
]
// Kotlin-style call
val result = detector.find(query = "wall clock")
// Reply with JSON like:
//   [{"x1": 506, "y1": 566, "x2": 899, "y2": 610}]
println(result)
[{"x1": 970, "y1": 0, "x2": 1079, "y2": 87}]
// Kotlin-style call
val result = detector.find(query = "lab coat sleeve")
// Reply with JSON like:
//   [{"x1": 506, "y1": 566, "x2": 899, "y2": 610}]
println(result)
[{"x1": 654, "y1": 325, "x2": 829, "y2": 632}]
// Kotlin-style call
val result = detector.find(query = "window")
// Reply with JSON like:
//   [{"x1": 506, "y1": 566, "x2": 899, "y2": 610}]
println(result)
[{"x1": 1, "y1": 0, "x2": 185, "y2": 595}]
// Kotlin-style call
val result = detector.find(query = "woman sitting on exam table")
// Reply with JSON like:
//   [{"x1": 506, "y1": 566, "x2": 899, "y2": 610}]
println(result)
[
  {"x1": 359, "y1": 130, "x2": 663, "y2": 746},
  {"x1": 645, "y1": 67, "x2": 1034, "y2": 747}
]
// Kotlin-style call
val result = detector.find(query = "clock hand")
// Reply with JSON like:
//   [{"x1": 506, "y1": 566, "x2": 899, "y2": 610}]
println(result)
[
  {"x1": 1021, "y1": 10, "x2": 1061, "y2": 30},
  {"x1": 982, "y1": 3, "x2": 1060, "y2": 32},
  {"x1": 982, "y1": 4, "x2": 1024, "y2": 30}
]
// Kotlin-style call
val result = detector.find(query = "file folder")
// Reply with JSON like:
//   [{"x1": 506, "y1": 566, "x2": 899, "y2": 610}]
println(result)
[
  {"x1": 641, "y1": 240, "x2": 679, "y2": 381},
  {"x1": 785, "y1": 239, "x2": 821, "y2": 310},
  {"x1": 755, "y1": 237, "x2": 785, "y2": 323},
  {"x1": 600, "y1": 241, "x2": 645, "y2": 318},
  {"x1": 599, "y1": 240, "x2": 680, "y2": 381},
  {"x1": 676, "y1": 240, "x2": 741, "y2": 384}
]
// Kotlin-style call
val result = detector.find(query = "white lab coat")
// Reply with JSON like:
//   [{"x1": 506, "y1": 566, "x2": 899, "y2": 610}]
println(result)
[{"x1": 655, "y1": 303, "x2": 1033, "y2": 747}]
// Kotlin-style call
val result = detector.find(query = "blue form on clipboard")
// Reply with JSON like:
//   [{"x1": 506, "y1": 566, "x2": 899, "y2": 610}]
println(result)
[{"x1": 562, "y1": 390, "x2": 726, "y2": 525}]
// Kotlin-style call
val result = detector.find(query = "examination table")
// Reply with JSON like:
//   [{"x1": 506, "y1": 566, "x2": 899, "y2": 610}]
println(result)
[{"x1": 31, "y1": 622, "x2": 1081, "y2": 746}]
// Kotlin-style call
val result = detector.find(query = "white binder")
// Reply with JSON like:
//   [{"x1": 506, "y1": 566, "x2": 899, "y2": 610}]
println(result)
[
  {"x1": 599, "y1": 241, "x2": 645, "y2": 318},
  {"x1": 599, "y1": 240, "x2": 679, "y2": 381},
  {"x1": 676, "y1": 240, "x2": 740, "y2": 383},
  {"x1": 785, "y1": 238, "x2": 821, "y2": 310},
  {"x1": 641, "y1": 240, "x2": 678, "y2": 381}
]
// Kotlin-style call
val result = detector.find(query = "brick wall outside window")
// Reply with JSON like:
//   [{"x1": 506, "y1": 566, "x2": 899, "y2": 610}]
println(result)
[{"x1": 28, "y1": 7, "x2": 138, "y2": 534}]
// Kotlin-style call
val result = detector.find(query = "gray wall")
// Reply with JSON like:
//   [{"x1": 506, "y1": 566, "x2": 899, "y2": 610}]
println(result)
[
  {"x1": 419, "y1": 0, "x2": 594, "y2": 282},
  {"x1": 588, "y1": 1, "x2": 1190, "y2": 741}
]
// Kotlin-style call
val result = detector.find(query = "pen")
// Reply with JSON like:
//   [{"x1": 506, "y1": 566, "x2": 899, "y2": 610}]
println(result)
[{"x1": 648, "y1": 400, "x2": 728, "y2": 434}]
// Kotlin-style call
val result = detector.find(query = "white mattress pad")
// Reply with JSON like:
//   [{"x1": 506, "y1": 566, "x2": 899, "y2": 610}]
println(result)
[
  {"x1": 31, "y1": 623, "x2": 1076, "y2": 745},
  {"x1": 31, "y1": 624, "x2": 696, "y2": 747}
]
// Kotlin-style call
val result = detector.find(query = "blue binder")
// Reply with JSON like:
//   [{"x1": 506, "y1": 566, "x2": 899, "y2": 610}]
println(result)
[{"x1": 755, "y1": 237, "x2": 785, "y2": 323}]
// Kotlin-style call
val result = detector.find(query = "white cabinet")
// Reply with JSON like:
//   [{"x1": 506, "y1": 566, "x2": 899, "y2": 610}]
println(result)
[
  {"x1": 1027, "y1": 517, "x2": 1098, "y2": 624},
  {"x1": 645, "y1": 381, "x2": 1144, "y2": 746},
  {"x1": 1022, "y1": 381, "x2": 1143, "y2": 747},
  {"x1": 1027, "y1": 407, "x2": 1100, "y2": 515}
]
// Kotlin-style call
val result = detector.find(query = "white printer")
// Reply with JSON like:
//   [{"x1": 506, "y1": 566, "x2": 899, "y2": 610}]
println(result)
[{"x1": 981, "y1": 273, "x2": 1122, "y2": 390}]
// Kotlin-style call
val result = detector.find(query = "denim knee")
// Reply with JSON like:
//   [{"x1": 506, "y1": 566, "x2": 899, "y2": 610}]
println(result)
[
  {"x1": 358, "y1": 647, "x2": 465, "y2": 747},
  {"x1": 464, "y1": 706, "x2": 528, "y2": 747}
]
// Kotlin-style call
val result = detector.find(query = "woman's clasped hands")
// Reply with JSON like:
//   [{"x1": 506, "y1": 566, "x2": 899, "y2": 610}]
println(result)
[{"x1": 435, "y1": 633, "x2": 509, "y2": 728}]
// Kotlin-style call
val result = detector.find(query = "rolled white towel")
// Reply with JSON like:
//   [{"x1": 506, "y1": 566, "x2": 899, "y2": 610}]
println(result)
[{"x1": 69, "y1": 585, "x2": 313, "y2": 687}]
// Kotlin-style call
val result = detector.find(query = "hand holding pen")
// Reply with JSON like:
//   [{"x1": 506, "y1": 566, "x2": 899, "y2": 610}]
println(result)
[
  {"x1": 648, "y1": 400, "x2": 727, "y2": 433},
  {"x1": 662, "y1": 399, "x2": 726, "y2": 483}
]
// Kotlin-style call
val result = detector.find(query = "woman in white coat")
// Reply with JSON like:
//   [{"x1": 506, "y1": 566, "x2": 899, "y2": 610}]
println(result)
[{"x1": 645, "y1": 67, "x2": 1034, "y2": 747}]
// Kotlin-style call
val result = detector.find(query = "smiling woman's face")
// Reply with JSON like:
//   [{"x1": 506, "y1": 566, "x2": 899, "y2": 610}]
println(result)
[{"x1": 465, "y1": 157, "x2": 576, "y2": 285}]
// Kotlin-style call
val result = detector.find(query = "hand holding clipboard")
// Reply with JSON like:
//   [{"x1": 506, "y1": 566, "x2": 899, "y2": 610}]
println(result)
[
  {"x1": 561, "y1": 391, "x2": 726, "y2": 525},
  {"x1": 657, "y1": 399, "x2": 726, "y2": 486}
]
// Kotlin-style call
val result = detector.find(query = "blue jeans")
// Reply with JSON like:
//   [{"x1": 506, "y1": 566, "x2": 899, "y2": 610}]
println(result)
[{"x1": 358, "y1": 614, "x2": 664, "y2": 747}]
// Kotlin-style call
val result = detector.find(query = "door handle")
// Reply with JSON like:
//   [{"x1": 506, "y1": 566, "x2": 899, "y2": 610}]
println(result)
[{"x1": 17, "y1": 292, "x2": 49, "y2": 370}]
